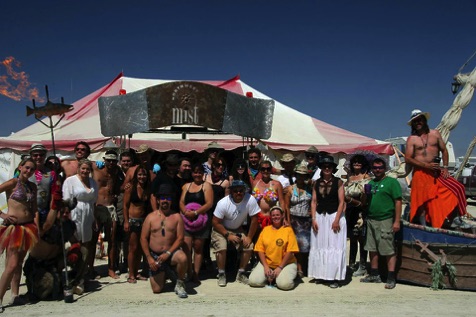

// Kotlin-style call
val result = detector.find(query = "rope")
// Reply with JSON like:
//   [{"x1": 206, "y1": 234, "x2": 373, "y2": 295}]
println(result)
[{"x1": 458, "y1": 49, "x2": 476, "y2": 73}]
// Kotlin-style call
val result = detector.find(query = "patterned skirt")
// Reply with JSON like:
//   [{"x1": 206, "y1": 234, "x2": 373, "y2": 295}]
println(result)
[
  {"x1": 0, "y1": 222, "x2": 39, "y2": 253},
  {"x1": 290, "y1": 215, "x2": 312, "y2": 253}
]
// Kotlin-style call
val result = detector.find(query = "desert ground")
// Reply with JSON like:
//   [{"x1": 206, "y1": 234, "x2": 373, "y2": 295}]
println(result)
[{"x1": 1, "y1": 202, "x2": 475, "y2": 317}]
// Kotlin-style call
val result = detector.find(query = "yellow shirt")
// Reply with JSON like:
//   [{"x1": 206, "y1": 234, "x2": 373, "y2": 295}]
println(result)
[{"x1": 254, "y1": 226, "x2": 299, "y2": 269}]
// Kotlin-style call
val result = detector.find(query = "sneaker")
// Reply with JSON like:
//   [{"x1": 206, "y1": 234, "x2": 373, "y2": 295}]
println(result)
[
  {"x1": 353, "y1": 265, "x2": 367, "y2": 277},
  {"x1": 236, "y1": 272, "x2": 249, "y2": 285},
  {"x1": 385, "y1": 279, "x2": 396, "y2": 289},
  {"x1": 360, "y1": 274, "x2": 382, "y2": 283},
  {"x1": 329, "y1": 282, "x2": 339, "y2": 289},
  {"x1": 217, "y1": 273, "x2": 227, "y2": 287},
  {"x1": 174, "y1": 280, "x2": 188, "y2": 298}
]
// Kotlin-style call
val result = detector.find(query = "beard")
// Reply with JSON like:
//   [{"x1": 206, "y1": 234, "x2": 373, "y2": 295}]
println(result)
[
  {"x1": 181, "y1": 170, "x2": 192, "y2": 181},
  {"x1": 160, "y1": 201, "x2": 171, "y2": 211}
]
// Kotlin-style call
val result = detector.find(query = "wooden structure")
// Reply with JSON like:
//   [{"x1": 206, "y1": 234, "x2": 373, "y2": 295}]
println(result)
[{"x1": 396, "y1": 221, "x2": 476, "y2": 291}]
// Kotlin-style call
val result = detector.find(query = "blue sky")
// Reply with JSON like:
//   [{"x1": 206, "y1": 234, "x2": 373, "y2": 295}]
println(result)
[{"x1": 1, "y1": 1, "x2": 475, "y2": 157}]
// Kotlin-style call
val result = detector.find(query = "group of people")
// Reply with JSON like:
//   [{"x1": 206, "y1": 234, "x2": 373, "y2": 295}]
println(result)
[{"x1": 0, "y1": 108, "x2": 467, "y2": 310}]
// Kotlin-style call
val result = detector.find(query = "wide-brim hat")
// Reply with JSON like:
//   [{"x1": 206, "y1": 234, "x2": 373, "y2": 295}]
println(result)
[
  {"x1": 408, "y1": 109, "x2": 430, "y2": 125},
  {"x1": 157, "y1": 184, "x2": 174, "y2": 196},
  {"x1": 205, "y1": 141, "x2": 224, "y2": 151},
  {"x1": 30, "y1": 143, "x2": 47, "y2": 154},
  {"x1": 136, "y1": 144, "x2": 150, "y2": 154},
  {"x1": 280, "y1": 153, "x2": 296, "y2": 163},
  {"x1": 317, "y1": 155, "x2": 338, "y2": 169},
  {"x1": 103, "y1": 153, "x2": 118, "y2": 161},
  {"x1": 165, "y1": 154, "x2": 179, "y2": 166},
  {"x1": 305, "y1": 146, "x2": 319, "y2": 154},
  {"x1": 295, "y1": 165, "x2": 310, "y2": 175}
]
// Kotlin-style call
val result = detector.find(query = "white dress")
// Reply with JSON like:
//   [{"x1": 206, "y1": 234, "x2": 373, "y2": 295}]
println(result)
[
  {"x1": 63, "y1": 175, "x2": 98, "y2": 243},
  {"x1": 308, "y1": 177, "x2": 347, "y2": 281}
]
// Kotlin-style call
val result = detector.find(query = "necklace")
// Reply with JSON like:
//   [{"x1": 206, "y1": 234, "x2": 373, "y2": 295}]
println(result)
[
  {"x1": 419, "y1": 134, "x2": 428, "y2": 156},
  {"x1": 158, "y1": 211, "x2": 166, "y2": 236}
]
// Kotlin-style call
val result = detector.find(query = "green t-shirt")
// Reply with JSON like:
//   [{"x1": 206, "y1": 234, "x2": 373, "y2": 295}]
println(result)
[{"x1": 367, "y1": 177, "x2": 402, "y2": 221}]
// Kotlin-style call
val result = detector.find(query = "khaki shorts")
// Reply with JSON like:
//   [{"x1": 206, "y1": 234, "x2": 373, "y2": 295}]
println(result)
[
  {"x1": 365, "y1": 218, "x2": 395, "y2": 256},
  {"x1": 211, "y1": 228, "x2": 254, "y2": 252}
]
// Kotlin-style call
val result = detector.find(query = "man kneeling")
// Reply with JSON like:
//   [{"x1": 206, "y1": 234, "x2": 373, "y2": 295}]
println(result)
[{"x1": 140, "y1": 184, "x2": 188, "y2": 298}]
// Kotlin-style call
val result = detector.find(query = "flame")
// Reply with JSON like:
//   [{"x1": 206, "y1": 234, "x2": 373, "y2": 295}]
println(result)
[{"x1": 0, "y1": 56, "x2": 43, "y2": 102}]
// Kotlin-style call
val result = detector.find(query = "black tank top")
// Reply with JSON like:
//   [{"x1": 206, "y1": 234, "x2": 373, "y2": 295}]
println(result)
[
  {"x1": 315, "y1": 176, "x2": 339, "y2": 214},
  {"x1": 184, "y1": 183, "x2": 206, "y2": 206}
]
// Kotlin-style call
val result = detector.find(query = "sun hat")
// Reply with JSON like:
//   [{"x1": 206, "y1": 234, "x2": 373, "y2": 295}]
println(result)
[
  {"x1": 295, "y1": 165, "x2": 310, "y2": 175},
  {"x1": 305, "y1": 146, "x2": 319, "y2": 154},
  {"x1": 164, "y1": 154, "x2": 179, "y2": 166},
  {"x1": 29, "y1": 143, "x2": 47, "y2": 154},
  {"x1": 205, "y1": 141, "x2": 224, "y2": 151},
  {"x1": 280, "y1": 153, "x2": 296, "y2": 163},
  {"x1": 103, "y1": 153, "x2": 118, "y2": 161},
  {"x1": 407, "y1": 109, "x2": 430, "y2": 125},
  {"x1": 317, "y1": 155, "x2": 337, "y2": 169},
  {"x1": 157, "y1": 184, "x2": 174, "y2": 196},
  {"x1": 136, "y1": 144, "x2": 150, "y2": 154}
]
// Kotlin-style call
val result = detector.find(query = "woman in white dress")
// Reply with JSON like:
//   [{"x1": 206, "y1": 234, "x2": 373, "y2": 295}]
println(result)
[
  {"x1": 62, "y1": 159, "x2": 98, "y2": 290},
  {"x1": 308, "y1": 155, "x2": 346, "y2": 288}
]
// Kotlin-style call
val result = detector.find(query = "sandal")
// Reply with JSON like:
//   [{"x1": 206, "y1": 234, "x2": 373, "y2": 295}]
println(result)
[
  {"x1": 136, "y1": 274, "x2": 148, "y2": 281},
  {"x1": 127, "y1": 277, "x2": 137, "y2": 284}
]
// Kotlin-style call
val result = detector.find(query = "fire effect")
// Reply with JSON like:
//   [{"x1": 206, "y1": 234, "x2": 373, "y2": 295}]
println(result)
[{"x1": 0, "y1": 56, "x2": 43, "y2": 102}]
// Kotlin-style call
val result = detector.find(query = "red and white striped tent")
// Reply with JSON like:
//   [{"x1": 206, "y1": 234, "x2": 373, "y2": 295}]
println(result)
[{"x1": 0, "y1": 73, "x2": 392, "y2": 155}]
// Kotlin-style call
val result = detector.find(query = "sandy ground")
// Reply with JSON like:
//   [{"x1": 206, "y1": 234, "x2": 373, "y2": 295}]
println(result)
[{"x1": 2, "y1": 201, "x2": 476, "y2": 316}]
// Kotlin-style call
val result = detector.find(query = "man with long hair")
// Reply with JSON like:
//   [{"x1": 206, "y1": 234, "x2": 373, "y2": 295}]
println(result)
[{"x1": 405, "y1": 109, "x2": 466, "y2": 228}]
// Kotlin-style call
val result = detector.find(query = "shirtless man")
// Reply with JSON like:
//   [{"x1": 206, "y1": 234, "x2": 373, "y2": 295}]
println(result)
[
  {"x1": 140, "y1": 184, "x2": 188, "y2": 298},
  {"x1": 62, "y1": 141, "x2": 90, "y2": 178},
  {"x1": 405, "y1": 109, "x2": 466, "y2": 228},
  {"x1": 91, "y1": 150, "x2": 124, "y2": 278}
]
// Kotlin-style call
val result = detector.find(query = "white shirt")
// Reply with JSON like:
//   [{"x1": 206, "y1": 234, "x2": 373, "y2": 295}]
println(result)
[
  {"x1": 277, "y1": 174, "x2": 296, "y2": 188},
  {"x1": 213, "y1": 193, "x2": 261, "y2": 230}
]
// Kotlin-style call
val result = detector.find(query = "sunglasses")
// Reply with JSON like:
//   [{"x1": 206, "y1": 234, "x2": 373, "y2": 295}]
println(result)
[
  {"x1": 105, "y1": 159, "x2": 117, "y2": 163},
  {"x1": 260, "y1": 167, "x2": 271, "y2": 172},
  {"x1": 305, "y1": 154, "x2": 315, "y2": 159},
  {"x1": 215, "y1": 163, "x2": 224, "y2": 167},
  {"x1": 75, "y1": 147, "x2": 87, "y2": 152},
  {"x1": 372, "y1": 166, "x2": 385, "y2": 170},
  {"x1": 236, "y1": 165, "x2": 245, "y2": 169},
  {"x1": 159, "y1": 196, "x2": 172, "y2": 201},
  {"x1": 232, "y1": 188, "x2": 245, "y2": 194},
  {"x1": 321, "y1": 165, "x2": 333, "y2": 169}
]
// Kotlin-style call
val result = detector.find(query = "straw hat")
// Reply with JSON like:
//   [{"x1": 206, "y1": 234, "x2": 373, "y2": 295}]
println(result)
[
  {"x1": 136, "y1": 144, "x2": 150, "y2": 154},
  {"x1": 407, "y1": 109, "x2": 430, "y2": 125}
]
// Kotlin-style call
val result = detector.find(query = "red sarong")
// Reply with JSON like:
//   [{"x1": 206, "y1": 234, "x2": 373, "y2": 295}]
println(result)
[
  {"x1": 0, "y1": 222, "x2": 39, "y2": 253},
  {"x1": 409, "y1": 168, "x2": 465, "y2": 228}
]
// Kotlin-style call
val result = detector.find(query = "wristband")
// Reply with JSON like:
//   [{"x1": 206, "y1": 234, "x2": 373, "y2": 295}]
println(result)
[
  {"x1": 194, "y1": 210, "x2": 198, "y2": 216},
  {"x1": 165, "y1": 250, "x2": 172, "y2": 256},
  {"x1": 224, "y1": 231, "x2": 230, "y2": 239},
  {"x1": 443, "y1": 166, "x2": 448, "y2": 169}
]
